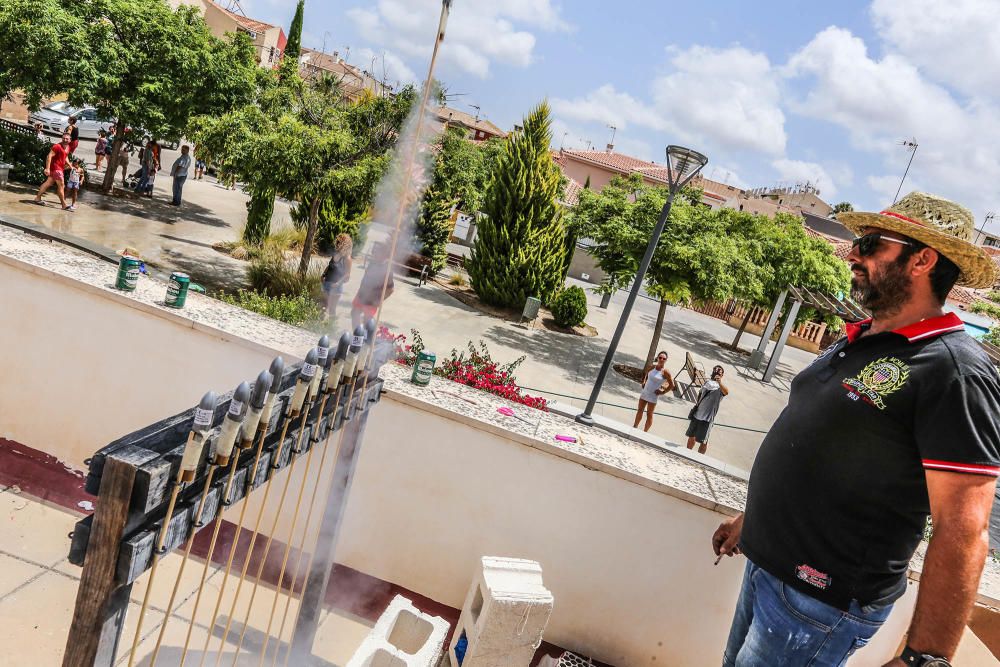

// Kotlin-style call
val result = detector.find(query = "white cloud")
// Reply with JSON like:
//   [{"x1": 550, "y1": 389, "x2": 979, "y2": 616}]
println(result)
[
  {"x1": 784, "y1": 25, "x2": 1000, "y2": 216},
  {"x1": 771, "y1": 158, "x2": 839, "y2": 199},
  {"x1": 354, "y1": 47, "x2": 418, "y2": 86},
  {"x1": 346, "y1": 0, "x2": 567, "y2": 78},
  {"x1": 871, "y1": 0, "x2": 1000, "y2": 99},
  {"x1": 551, "y1": 45, "x2": 786, "y2": 157}
]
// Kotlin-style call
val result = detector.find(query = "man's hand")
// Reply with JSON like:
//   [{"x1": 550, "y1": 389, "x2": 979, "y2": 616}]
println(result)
[
  {"x1": 44, "y1": 169, "x2": 50, "y2": 176},
  {"x1": 881, "y1": 659, "x2": 905, "y2": 667},
  {"x1": 712, "y1": 513, "x2": 744, "y2": 557}
]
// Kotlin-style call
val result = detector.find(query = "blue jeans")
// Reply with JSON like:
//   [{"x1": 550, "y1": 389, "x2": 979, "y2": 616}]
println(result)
[
  {"x1": 172, "y1": 175, "x2": 186, "y2": 205},
  {"x1": 723, "y1": 560, "x2": 893, "y2": 666}
]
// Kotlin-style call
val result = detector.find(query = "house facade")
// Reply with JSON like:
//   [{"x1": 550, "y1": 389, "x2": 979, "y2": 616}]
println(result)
[
  {"x1": 168, "y1": 0, "x2": 287, "y2": 69},
  {"x1": 298, "y1": 48, "x2": 394, "y2": 101},
  {"x1": 436, "y1": 106, "x2": 506, "y2": 142}
]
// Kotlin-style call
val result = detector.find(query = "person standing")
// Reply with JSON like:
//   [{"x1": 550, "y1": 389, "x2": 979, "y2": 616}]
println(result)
[
  {"x1": 64, "y1": 158, "x2": 85, "y2": 211},
  {"x1": 714, "y1": 192, "x2": 1000, "y2": 667},
  {"x1": 352, "y1": 242, "x2": 394, "y2": 329},
  {"x1": 170, "y1": 145, "x2": 192, "y2": 206},
  {"x1": 685, "y1": 365, "x2": 728, "y2": 454},
  {"x1": 66, "y1": 115, "x2": 80, "y2": 156},
  {"x1": 115, "y1": 140, "x2": 132, "y2": 188},
  {"x1": 633, "y1": 351, "x2": 675, "y2": 432},
  {"x1": 32, "y1": 132, "x2": 71, "y2": 209},
  {"x1": 34, "y1": 122, "x2": 47, "y2": 142},
  {"x1": 322, "y1": 233, "x2": 354, "y2": 321},
  {"x1": 94, "y1": 130, "x2": 108, "y2": 171}
]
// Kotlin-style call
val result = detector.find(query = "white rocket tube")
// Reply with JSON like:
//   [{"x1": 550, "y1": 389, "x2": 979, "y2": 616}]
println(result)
[
  {"x1": 289, "y1": 348, "x2": 319, "y2": 417},
  {"x1": 214, "y1": 381, "x2": 250, "y2": 466},
  {"x1": 310, "y1": 335, "x2": 330, "y2": 398},
  {"x1": 180, "y1": 391, "x2": 217, "y2": 482},
  {"x1": 240, "y1": 370, "x2": 273, "y2": 449},
  {"x1": 257, "y1": 357, "x2": 286, "y2": 438}
]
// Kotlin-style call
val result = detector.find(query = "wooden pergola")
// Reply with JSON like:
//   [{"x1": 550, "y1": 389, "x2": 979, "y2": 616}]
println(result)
[{"x1": 747, "y1": 286, "x2": 869, "y2": 383}]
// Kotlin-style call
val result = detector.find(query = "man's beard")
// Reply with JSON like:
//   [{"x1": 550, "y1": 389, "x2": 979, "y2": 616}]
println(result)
[{"x1": 850, "y1": 255, "x2": 912, "y2": 317}]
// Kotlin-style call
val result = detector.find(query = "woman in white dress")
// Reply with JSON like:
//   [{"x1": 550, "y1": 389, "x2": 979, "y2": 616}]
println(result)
[{"x1": 633, "y1": 351, "x2": 675, "y2": 432}]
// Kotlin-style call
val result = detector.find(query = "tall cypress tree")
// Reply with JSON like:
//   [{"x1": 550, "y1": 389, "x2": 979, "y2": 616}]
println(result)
[
  {"x1": 468, "y1": 101, "x2": 566, "y2": 308},
  {"x1": 416, "y1": 187, "x2": 457, "y2": 274},
  {"x1": 278, "y1": 0, "x2": 304, "y2": 81}
]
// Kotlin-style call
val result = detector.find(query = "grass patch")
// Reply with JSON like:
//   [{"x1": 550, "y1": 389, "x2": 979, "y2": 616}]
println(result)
[
  {"x1": 216, "y1": 289, "x2": 324, "y2": 327},
  {"x1": 448, "y1": 273, "x2": 467, "y2": 286}
]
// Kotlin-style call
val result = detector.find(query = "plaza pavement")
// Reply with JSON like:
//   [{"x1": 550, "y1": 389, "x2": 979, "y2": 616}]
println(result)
[{"x1": 0, "y1": 149, "x2": 812, "y2": 473}]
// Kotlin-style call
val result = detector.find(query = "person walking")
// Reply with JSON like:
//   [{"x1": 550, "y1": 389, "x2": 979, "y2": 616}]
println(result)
[
  {"x1": 633, "y1": 351, "x2": 675, "y2": 432},
  {"x1": 322, "y1": 233, "x2": 353, "y2": 321},
  {"x1": 135, "y1": 137, "x2": 159, "y2": 196},
  {"x1": 94, "y1": 130, "x2": 108, "y2": 171},
  {"x1": 115, "y1": 141, "x2": 132, "y2": 188},
  {"x1": 714, "y1": 192, "x2": 1000, "y2": 667},
  {"x1": 352, "y1": 242, "x2": 394, "y2": 329},
  {"x1": 170, "y1": 145, "x2": 192, "y2": 206},
  {"x1": 32, "y1": 132, "x2": 71, "y2": 210},
  {"x1": 685, "y1": 365, "x2": 727, "y2": 454},
  {"x1": 66, "y1": 115, "x2": 80, "y2": 156}
]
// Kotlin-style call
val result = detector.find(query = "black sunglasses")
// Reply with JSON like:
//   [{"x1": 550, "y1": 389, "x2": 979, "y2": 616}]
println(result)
[{"x1": 851, "y1": 232, "x2": 914, "y2": 257}]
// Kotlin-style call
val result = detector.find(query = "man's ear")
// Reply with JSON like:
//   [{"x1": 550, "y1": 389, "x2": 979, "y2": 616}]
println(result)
[{"x1": 910, "y1": 247, "x2": 939, "y2": 278}]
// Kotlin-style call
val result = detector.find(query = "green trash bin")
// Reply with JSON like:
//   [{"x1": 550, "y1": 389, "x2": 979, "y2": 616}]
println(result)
[{"x1": 521, "y1": 296, "x2": 541, "y2": 325}]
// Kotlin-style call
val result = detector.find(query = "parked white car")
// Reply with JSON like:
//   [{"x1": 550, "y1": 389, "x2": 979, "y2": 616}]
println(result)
[{"x1": 29, "y1": 103, "x2": 113, "y2": 139}]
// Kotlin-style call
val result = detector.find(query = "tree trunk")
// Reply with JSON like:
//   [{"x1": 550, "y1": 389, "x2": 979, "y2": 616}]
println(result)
[
  {"x1": 644, "y1": 297, "x2": 669, "y2": 370},
  {"x1": 298, "y1": 196, "x2": 321, "y2": 278},
  {"x1": 731, "y1": 306, "x2": 754, "y2": 350},
  {"x1": 101, "y1": 137, "x2": 123, "y2": 192},
  {"x1": 243, "y1": 186, "x2": 275, "y2": 246},
  {"x1": 599, "y1": 291, "x2": 612, "y2": 309}
]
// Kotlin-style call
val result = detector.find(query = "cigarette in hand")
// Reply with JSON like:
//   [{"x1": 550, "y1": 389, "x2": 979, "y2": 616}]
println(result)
[{"x1": 714, "y1": 554, "x2": 723, "y2": 566}]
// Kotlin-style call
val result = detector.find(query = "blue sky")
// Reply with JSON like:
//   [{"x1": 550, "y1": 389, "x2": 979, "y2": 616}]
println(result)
[{"x1": 241, "y1": 0, "x2": 1000, "y2": 234}]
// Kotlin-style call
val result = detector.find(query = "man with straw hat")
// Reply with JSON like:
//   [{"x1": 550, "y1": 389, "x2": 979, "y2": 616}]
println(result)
[{"x1": 713, "y1": 192, "x2": 1000, "y2": 666}]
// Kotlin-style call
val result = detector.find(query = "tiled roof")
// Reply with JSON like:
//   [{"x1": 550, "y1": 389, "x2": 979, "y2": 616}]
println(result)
[
  {"x1": 561, "y1": 149, "x2": 671, "y2": 184},
  {"x1": 947, "y1": 285, "x2": 992, "y2": 309},
  {"x1": 561, "y1": 177, "x2": 584, "y2": 206},
  {"x1": 206, "y1": 0, "x2": 275, "y2": 33},
  {"x1": 981, "y1": 246, "x2": 1000, "y2": 256}
]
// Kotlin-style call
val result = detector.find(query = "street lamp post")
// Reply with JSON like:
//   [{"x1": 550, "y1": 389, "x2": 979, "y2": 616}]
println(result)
[{"x1": 576, "y1": 145, "x2": 707, "y2": 426}]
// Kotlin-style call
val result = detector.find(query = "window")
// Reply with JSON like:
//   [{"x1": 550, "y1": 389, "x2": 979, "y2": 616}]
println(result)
[{"x1": 985, "y1": 238, "x2": 999, "y2": 247}]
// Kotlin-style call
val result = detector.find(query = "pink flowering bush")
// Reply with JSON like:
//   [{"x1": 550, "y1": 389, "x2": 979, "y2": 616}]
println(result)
[{"x1": 378, "y1": 327, "x2": 547, "y2": 411}]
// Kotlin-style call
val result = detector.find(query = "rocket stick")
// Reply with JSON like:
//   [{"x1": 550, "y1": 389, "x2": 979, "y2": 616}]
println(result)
[
  {"x1": 127, "y1": 391, "x2": 217, "y2": 667},
  {"x1": 227, "y1": 350, "x2": 319, "y2": 666},
  {"x1": 195, "y1": 360, "x2": 284, "y2": 667},
  {"x1": 150, "y1": 381, "x2": 251, "y2": 666}
]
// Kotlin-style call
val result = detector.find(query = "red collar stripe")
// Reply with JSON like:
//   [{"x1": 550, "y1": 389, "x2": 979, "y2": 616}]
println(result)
[
  {"x1": 891, "y1": 312, "x2": 965, "y2": 342},
  {"x1": 923, "y1": 459, "x2": 1000, "y2": 477},
  {"x1": 879, "y1": 210, "x2": 925, "y2": 226},
  {"x1": 848, "y1": 313, "x2": 965, "y2": 343}
]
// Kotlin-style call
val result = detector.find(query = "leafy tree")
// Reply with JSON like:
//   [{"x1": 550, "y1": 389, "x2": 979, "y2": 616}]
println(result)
[
  {"x1": 244, "y1": 187, "x2": 276, "y2": 246},
  {"x1": 832, "y1": 201, "x2": 854, "y2": 216},
  {"x1": 0, "y1": 0, "x2": 90, "y2": 110},
  {"x1": 726, "y1": 212, "x2": 850, "y2": 350},
  {"x1": 0, "y1": 0, "x2": 261, "y2": 191},
  {"x1": 467, "y1": 101, "x2": 566, "y2": 307},
  {"x1": 193, "y1": 75, "x2": 416, "y2": 276},
  {"x1": 415, "y1": 187, "x2": 457, "y2": 274},
  {"x1": 430, "y1": 126, "x2": 503, "y2": 214},
  {"x1": 570, "y1": 174, "x2": 763, "y2": 368}
]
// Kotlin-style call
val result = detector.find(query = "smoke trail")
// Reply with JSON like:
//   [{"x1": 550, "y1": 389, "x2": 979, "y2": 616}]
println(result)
[{"x1": 366, "y1": 86, "x2": 442, "y2": 263}]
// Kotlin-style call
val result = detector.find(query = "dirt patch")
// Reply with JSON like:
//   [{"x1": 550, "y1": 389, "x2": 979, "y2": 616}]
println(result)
[
  {"x1": 613, "y1": 363, "x2": 645, "y2": 383},
  {"x1": 539, "y1": 317, "x2": 598, "y2": 337}
]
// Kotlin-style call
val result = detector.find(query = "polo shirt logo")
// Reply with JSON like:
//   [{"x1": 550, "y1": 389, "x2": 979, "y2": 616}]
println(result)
[{"x1": 842, "y1": 357, "x2": 910, "y2": 410}]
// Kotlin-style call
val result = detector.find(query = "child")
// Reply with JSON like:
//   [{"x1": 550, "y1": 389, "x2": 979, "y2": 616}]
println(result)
[
  {"x1": 65, "y1": 159, "x2": 85, "y2": 211},
  {"x1": 95, "y1": 130, "x2": 108, "y2": 171}
]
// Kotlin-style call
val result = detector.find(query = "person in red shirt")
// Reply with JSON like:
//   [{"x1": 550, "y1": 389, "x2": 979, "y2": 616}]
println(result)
[{"x1": 33, "y1": 132, "x2": 72, "y2": 210}]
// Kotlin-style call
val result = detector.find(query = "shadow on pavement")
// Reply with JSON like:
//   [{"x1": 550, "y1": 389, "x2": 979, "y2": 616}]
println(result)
[{"x1": 87, "y1": 187, "x2": 231, "y2": 228}]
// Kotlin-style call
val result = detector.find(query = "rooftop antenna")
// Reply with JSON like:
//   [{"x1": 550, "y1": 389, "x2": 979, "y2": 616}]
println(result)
[
  {"x1": 606, "y1": 124, "x2": 617, "y2": 150},
  {"x1": 974, "y1": 211, "x2": 996, "y2": 246},
  {"x1": 469, "y1": 104, "x2": 481, "y2": 122},
  {"x1": 585, "y1": 139, "x2": 593, "y2": 150},
  {"x1": 893, "y1": 138, "x2": 918, "y2": 204},
  {"x1": 220, "y1": 0, "x2": 246, "y2": 15}
]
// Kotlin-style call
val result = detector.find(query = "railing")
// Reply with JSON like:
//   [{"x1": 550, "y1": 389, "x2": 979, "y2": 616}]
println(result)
[
  {"x1": 0, "y1": 117, "x2": 33, "y2": 135},
  {"x1": 687, "y1": 299, "x2": 828, "y2": 347}
]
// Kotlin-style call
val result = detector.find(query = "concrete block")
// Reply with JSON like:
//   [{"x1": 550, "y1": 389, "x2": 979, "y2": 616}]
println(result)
[
  {"x1": 449, "y1": 557, "x2": 555, "y2": 667},
  {"x1": 347, "y1": 595, "x2": 451, "y2": 667}
]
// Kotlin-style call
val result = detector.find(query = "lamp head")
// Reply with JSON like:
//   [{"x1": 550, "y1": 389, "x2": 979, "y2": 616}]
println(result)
[{"x1": 665, "y1": 145, "x2": 708, "y2": 190}]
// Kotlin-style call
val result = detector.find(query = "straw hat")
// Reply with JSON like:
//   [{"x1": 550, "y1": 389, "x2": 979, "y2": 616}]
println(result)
[{"x1": 839, "y1": 192, "x2": 998, "y2": 289}]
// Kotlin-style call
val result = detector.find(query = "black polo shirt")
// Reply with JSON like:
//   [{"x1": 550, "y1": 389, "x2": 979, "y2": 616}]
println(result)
[{"x1": 741, "y1": 312, "x2": 1000, "y2": 611}]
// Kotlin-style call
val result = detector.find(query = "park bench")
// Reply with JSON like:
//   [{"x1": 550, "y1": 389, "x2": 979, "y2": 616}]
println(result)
[{"x1": 675, "y1": 352, "x2": 707, "y2": 402}]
